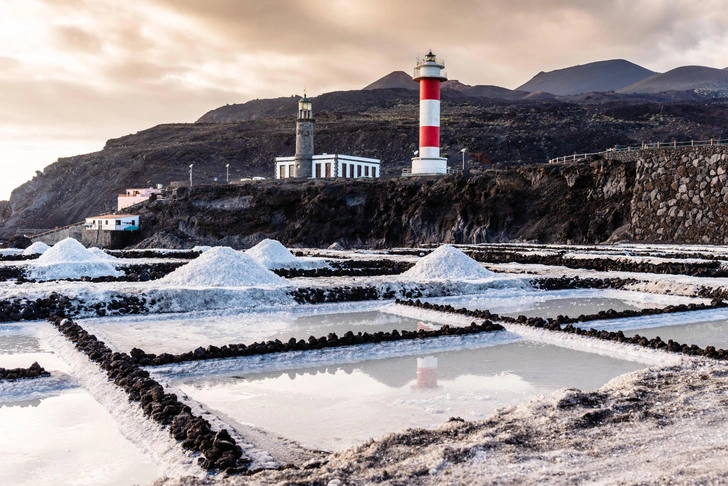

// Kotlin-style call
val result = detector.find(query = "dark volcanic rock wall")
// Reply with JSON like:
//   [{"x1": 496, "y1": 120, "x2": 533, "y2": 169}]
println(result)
[
  {"x1": 136, "y1": 161, "x2": 634, "y2": 247},
  {"x1": 631, "y1": 146, "x2": 728, "y2": 243}
]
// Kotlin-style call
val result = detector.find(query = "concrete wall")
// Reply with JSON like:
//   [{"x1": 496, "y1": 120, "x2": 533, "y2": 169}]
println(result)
[
  {"x1": 631, "y1": 146, "x2": 728, "y2": 243},
  {"x1": 31, "y1": 224, "x2": 141, "y2": 249},
  {"x1": 81, "y1": 229, "x2": 142, "y2": 249},
  {"x1": 31, "y1": 224, "x2": 85, "y2": 245}
]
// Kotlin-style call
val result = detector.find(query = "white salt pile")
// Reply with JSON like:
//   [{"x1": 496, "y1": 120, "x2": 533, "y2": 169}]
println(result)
[
  {"x1": 87, "y1": 247, "x2": 117, "y2": 260},
  {"x1": 22, "y1": 242, "x2": 50, "y2": 255},
  {"x1": 245, "y1": 239, "x2": 301, "y2": 269},
  {"x1": 28, "y1": 238, "x2": 123, "y2": 281},
  {"x1": 192, "y1": 245, "x2": 212, "y2": 253},
  {"x1": 403, "y1": 245, "x2": 495, "y2": 281},
  {"x1": 160, "y1": 246, "x2": 286, "y2": 287}
]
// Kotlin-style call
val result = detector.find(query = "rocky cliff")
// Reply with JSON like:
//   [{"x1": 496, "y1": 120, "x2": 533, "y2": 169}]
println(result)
[
  {"x1": 1, "y1": 88, "x2": 727, "y2": 239},
  {"x1": 133, "y1": 160, "x2": 633, "y2": 248}
]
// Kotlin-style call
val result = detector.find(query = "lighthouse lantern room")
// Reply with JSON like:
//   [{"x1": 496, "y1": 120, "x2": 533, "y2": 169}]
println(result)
[{"x1": 411, "y1": 51, "x2": 448, "y2": 175}]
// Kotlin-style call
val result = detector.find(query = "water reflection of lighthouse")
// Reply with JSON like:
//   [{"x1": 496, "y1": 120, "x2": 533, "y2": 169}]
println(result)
[{"x1": 416, "y1": 356, "x2": 438, "y2": 388}]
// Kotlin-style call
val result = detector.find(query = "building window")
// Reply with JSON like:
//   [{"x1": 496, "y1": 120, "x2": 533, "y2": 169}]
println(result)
[
  {"x1": 325, "y1": 163, "x2": 332, "y2": 178},
  {"x1": 279, "y1": 165, "x2": 285, "y2": 178},
  {"x1": 357, "y1": 165, "x2": 362, "y2": 178},
  {"x1": 365, "y1": 166, "x2": 370, "y2": 177},
  {"x1": 115, "y1": 220, "x2": 121, "y2": 226},
  {"x1": 315, "y1": 164, "x2": 321, "y2": 178},
  {"x1": 105, "y1": 220, "x2": 108, "y2": 225},
  {"x1": 342, "y1": 163, "x2": 348, "y2": 178}
]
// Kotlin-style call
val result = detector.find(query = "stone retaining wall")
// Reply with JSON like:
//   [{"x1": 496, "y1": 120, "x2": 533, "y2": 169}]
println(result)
[{"x1": 631, "y1": 146, "x2": 728, "y2": 243}]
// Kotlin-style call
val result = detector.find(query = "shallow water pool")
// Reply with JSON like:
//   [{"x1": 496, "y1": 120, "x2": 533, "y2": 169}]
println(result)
[
  {"x1": 0, "y1": 388, "x2": 160, "y2": 486},
  {"x1": 428, "y1": 288, "x2": 701, "y2": 319},
  {"x1": 171, "y1": 341, "x2": 644, "y2": 451},
  {"x1": 79, "y1": 304, "x2": 437, "y2": 355}
]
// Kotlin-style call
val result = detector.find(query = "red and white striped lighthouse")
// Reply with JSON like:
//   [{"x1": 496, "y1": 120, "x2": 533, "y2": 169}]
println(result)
[{"x1": 412, "y1": 51, "x2": 447, "y2": 174}]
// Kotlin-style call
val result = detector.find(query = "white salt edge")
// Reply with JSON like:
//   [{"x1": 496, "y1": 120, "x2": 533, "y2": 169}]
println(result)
[
  {"x1": 160, "y1": 246, "x2": 286, "y2": 287},
  {"x1": 404, "y1": 245, "x2": 495, "y2": 281}
]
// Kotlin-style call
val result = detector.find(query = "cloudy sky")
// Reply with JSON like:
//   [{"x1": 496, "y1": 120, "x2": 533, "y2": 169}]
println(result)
[{"x1": 1, "y1": 0, "x2": 727, "y2": 199}]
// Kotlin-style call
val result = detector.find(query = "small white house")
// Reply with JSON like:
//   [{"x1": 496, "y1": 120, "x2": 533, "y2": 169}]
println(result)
[
  {"x1": 85, "y1": 214, "x2": 140, "y2": 231},
  {"x1": 118, "y1": 187, "x2": 162, "y2": 210},
  {"x1": 275, "y1": 154, "x2": 380, "y2": 179}
]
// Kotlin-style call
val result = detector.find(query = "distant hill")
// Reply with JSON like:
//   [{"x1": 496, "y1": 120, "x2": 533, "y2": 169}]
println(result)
[
  {"x1": 619, "y1": 66, "x2": 728, "y2": 94},
  {"x1": 517, "y1": 60, "x2": 657, "y2": 96},
  {"x1": 446, "y1": 81, "x2": 530, "y2": 100},
  {"x1": 364, "y1": 72, "x2": 529, "y2": 100},
  {"x1": 522, "y1": 91, "x2": 558, "y2": 101},
  {"x1": 363, "y1": 71, "x2": 417, "y2": 90}
]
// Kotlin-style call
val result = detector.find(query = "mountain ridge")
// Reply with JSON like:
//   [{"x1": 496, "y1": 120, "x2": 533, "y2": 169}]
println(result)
[
  {"x1": 619, "y1": 66, "x2": 728, "y2": 94},
  {"x1": 516, "y1": 59, "x2": 657, "y2": 96}
]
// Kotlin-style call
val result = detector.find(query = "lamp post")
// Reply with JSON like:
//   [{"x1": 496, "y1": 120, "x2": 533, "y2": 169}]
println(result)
[
  {"x1": 225, "y1": 164, "x2": 230, "y2": 184},
  {"x1": 189, "y1": 164, "x2": 194, "y2": 187},
  {"x1": 460, "y1": 148, "x2": 467, "y2": 171}
]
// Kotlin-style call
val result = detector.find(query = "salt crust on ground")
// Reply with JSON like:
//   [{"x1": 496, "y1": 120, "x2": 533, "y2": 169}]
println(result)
[
  {"x1": 22, "y1": 241, "x2": 50, "y2": 255},
  {"x1": 403, "y1": 245, "x2": 495, "y2": 281},
  {"x1": 160, "y1": 246, "x2": 286, "y2": 288},
  {"x1": 153, "y1": 360, "x2": 728, "y2": 486},
  {"x1": 27, "y1": 238, "x2": 122, "y2": 281}
]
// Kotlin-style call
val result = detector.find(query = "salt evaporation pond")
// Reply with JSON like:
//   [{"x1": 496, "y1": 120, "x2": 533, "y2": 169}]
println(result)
[
  {"x1": 0, "y1": 323, "x2": 161, "y2": 486},
  {"x1": 77, "y1": 289, "x2": 695, "y2": 355},
  {"x1": 584, "y1": 307, "x2": 728, "y2": 349},
  {"x1": 171, "y1": 341, "x2": 644, "y2": 451},
  {"x1": 0, "y1": 390, "x2": 161, "y2": 486},
  {"x1": 79, "y1": 304, "x2": 441, "y2": 355},
  {"x1": 0, "y1": 322, "x2": 69, "y2": 372},
  {"x1": 628, "y1": 320, "x2": 728, "y2": 348},
  {"x1": 428, "y1": 288, "x2": 701, "y2": 319}
]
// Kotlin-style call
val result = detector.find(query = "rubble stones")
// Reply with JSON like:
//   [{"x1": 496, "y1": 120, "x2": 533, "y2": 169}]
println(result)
[{"x1": 0, "y1": 361, "x2": 50, "y2": 381}]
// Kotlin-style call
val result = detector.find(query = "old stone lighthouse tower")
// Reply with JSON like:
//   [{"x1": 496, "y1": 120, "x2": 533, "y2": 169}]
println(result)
[{"x1": 293, "y1": 93, "x2": 314, "y2": 178}]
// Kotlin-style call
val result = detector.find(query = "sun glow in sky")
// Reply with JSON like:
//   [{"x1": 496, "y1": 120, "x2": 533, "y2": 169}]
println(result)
[{"x1": 1, "y1": 0, "x2": 727, "y2": 200}]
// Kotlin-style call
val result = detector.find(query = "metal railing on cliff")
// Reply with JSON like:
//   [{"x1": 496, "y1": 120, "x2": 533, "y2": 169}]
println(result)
[{"x1": 548, "y1": 138, "x2": 728, "y2": 164}]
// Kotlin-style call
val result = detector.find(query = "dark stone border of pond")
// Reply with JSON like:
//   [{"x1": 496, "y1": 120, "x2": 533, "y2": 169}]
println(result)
[
  {"x1": 0, "y1": 254, "x2": 38, "y2": 262},
  {"x1": 530, "y1": 276, "x2": 638, "y2": 291},
  {"x1": 12, "y1": 262, "x2": 187, "y2": 284},
  {"x1": 291, "y1": 286, "x2": 404, "y2": 304},
  {"x1": 48, "y1": 315, "x2": 251, "y2": 474},
  {"x1": 0, "y1": 361, "x2": 50, "y2": 381},
  {"x1": 130, "y1": 320, "x2": 505, "y2": 367},
  {"x1": 0, "y1": 293, "x2": 150, "y2": 322},
  {"x1": 275, "y1": 260, "x2": 414, "y2": 279},
  {"x1": 469, "y1": 250, "x2": 728, "y2": 278},
  {"x1": 397, "y1": 298, "x2": 728, "y2": 360},
  {"x1": 106, "y1": 250, "x2": 202, "y2": 259}
]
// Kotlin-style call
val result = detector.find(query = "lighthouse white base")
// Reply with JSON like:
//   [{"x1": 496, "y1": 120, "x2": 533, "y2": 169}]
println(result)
[{"x1": 411, "y1": 157, "x2": 447, "y2": 175}]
